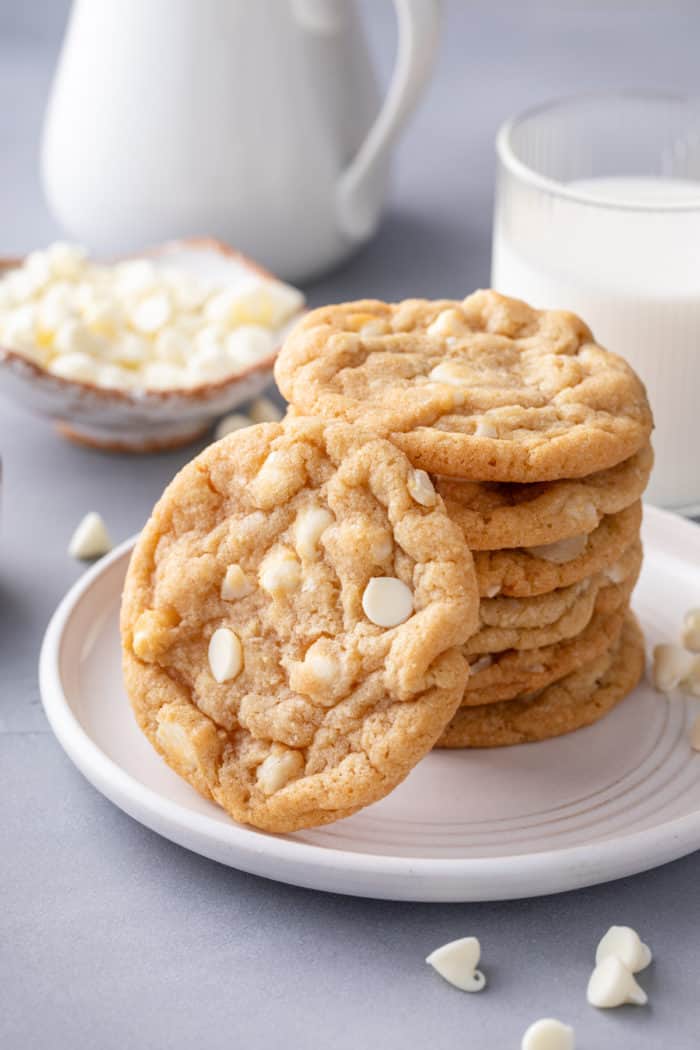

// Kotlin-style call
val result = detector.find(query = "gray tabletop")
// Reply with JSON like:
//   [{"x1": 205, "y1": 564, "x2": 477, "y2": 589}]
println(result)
[{"x1": 2, "y1": 2, "x2": 699, "y2": 1047}]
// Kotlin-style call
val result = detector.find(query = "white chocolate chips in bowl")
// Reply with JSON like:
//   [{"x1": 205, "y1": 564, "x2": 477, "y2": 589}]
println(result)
[{"x1": 0, "y1": 239, "x2": 305, "y2": 451}]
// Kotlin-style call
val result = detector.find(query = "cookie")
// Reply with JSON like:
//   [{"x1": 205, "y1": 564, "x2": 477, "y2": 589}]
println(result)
[
  {"x1": 464, "y1": 541, "x2": 641, "y2": 655},
  {"x1": 462, "y1": 602, "x2": 627, "y2": 706},
  {"x1": 274, "y1": 291, "x2": 653, "y2": 482},
  {"x1": 438, "y1": 613, "x2": 644, "y2": 748},
  {"x1": 438, "y1": 445, "x2": 652, "y2": 551},
  {"x1": 121, "y1": 416, "x2": 480, "y2": 833},
  {"x1": 474, "y1": 501, "x2": 641, "y2": 598},
  {"x1": 481, "y1": 576, "x2": 599, "y2": 630}
]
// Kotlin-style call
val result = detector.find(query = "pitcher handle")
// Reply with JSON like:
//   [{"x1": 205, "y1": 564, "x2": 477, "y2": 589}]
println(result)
[{"x1": 336, "y1": 0, "x2": 442, "y2": 240}]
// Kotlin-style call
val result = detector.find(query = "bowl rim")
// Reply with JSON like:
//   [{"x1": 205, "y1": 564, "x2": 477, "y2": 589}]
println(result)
[{"x1": 0, "y1": 236, "x2": 301, "y2": 404}]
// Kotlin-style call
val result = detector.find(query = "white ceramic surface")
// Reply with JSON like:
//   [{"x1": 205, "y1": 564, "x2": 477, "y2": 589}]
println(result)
[
  {"x1": 41, "y1": 0, "x2": 441, "y2": 281},
  {"x1": 39, "y1": 504, "x2": 700, "y2": 902},
  {"x1": 0, "y1": 240, "x2": 299, "y2": 452}
]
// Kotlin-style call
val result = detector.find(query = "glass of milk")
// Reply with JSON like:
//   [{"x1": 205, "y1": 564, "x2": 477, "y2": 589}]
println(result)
[{"x1": 492, "y1": 94, "x2": 700, "y2": 512}]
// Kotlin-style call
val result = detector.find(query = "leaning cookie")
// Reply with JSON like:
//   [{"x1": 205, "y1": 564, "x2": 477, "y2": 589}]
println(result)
[
  {"x1": 274, "y1": 292, "x2": 653, "y2": 483},
  {"x1": 438, "y1": 613, "x2": 644, "y2": 748},
  {"x1": 121, "y1": 416, "x2": 480, "y2": 833}
]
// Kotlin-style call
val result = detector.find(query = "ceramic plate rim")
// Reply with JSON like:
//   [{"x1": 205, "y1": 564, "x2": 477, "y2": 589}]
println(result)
[{"x1": 39, "y1": 506, "x2": 700, "y2": 900}]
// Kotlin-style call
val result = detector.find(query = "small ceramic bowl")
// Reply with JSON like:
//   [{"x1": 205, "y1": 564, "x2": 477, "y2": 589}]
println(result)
[{"x1": 0, "y1": 238, "x2": 302, "y2": 452}]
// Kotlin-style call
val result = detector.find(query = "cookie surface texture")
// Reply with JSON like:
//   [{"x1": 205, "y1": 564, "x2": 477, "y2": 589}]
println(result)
[
  {"x1": 274, "y1": 292, "x2": 653, "y2": 482},
  {"x1": 121, "y1": 417, "x2": 480, "y2": 832}
]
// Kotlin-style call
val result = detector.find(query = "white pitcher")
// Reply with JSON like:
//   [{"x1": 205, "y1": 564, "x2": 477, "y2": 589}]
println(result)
[{"x1": 41, "y1": 0, "x2": 441, "y2": 281}]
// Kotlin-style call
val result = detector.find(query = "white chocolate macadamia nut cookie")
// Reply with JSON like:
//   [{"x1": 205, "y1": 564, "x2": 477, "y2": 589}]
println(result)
[
  {"x1": 121, "y1": 417, "x2": 479, "y2": 832},
  {"x1": 274, "y1": 291, "x2": 653, "y2": 483}
]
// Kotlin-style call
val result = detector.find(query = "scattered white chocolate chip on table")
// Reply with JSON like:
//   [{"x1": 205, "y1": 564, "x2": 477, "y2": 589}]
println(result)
[
  {"x1": 586, "y1": 954, "x2": 648, "y2": 1008},
  {"x1": 651, "y1": 643, "x2": 697, "y2": 693},
  {"x1": 681, "y1": 608, "x2": 700, "y2": 652},
  {"x1": 208, "y1": 627, "x2": 243, "y2": 683},
  {"x1": 215, "y1": 413, "x2": 251, "y2": 440},
  {"x1": 595, "y1": 925, "x2": 652, "y2": 973},
  {"x1": 68, "y1": 512, "x2": 112, "y2": 560},
  {"x1": 0, "y1": 242, "x2": 304, "y2": 391},
  {"x1": 521, "y1": 1018, "x2": 575, "y2": 1050},
  {"x1": 425, "y1": 937, "x2": 486, "y2": 992},
  {"x1": 249, "y1": 395, "x2": 284, "y2": 424},
  {"x1": 362, "y1": 577, "x2": 414, "y2": 628}
]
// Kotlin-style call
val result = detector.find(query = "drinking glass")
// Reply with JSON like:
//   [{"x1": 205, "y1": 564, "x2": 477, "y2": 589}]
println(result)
[{"x1": 492, "y1": 94, "x2": 700, "y2": 512}]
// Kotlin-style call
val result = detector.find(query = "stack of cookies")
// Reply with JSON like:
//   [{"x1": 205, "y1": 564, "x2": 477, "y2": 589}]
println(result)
[
  {"x1": 275, "y1": 291, "x2": 653, "y2": 751},
  {"x1": 121, "y1": 290, "x2": 653, "y2": 833}
]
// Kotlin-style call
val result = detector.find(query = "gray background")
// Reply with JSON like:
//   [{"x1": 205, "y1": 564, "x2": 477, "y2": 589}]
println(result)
[{"x1": 1, "y1": 2, "x2": 699, "y2": 1047}]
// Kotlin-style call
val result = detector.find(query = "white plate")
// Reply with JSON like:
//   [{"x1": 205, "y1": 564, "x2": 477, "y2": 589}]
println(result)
[{"x1": 39, "y1": 504, "x2": 700, "y2": 902}]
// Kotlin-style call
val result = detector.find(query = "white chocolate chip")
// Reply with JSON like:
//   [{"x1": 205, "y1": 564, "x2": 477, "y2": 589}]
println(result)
[
  {"x1": 604, "y1": 559, "x2": 628, "y2": 584},
  {"x1": 155, "y1": 720, "x2": 198, "y2": 773},
  {"x1": 215, "y1": 413, "x2": 251, "y2": 440},
  {"x1": 474, "y1": 418, "x2": 498, "y2": 438},
  {"x1": 407, "y1": 468, "x2": 437, "y2": 508},
  {"x1": 50, "y1": 351, "x2": 99, "y2": 384},
  {"x1": 652, "y1": 644, "x2": 697, "y2": 693},
  {"x1": 256, "y1": 747, "x2": 304, "y2": 794},
  {"x1": 425, "y1": 937, "x2": 486, "y2": 993},
  {"x1": 428, "y1": 361, "x2": 471, "y2": 386},
  {"x1": 427, "y1": 309, "x2": 466, "y2": 339},
  {"x1": 681, "y1": 608, "x2": 700, "y2": 652},
  {"x1": 595, "y1": 926, "x2": 652, "y2": 973},
  {"x1": 249, "y1": 396, "x2": 283, "y2": 424},
  {"x1": 484, "y1": 584, "x2": 500, "y2": 598},
  {"x1": 371, "y1": 532, "x2": 393, "y2": 563},
  {"x1": 295, "y1": 505, "x2": 333, "y2": 560},
  {"x1": 303, "y1": 646, "x2": 340, "y2": 686},
  {"x1": 226, "y1": 280, "x2": 304, "y2": 328},
  {"x1": 53, "y1": 319, "x2": 101, "y2": 357},
  {"x1": 112, "y1": 333, "x2": 149, "y2": 366},
  {"x1": 208, "y1": 627, "x2": 243, "y2": 683},
  {"x1": 362, "y1": 577, "x2": 413, "y2": 628},
  {"x1": 47, "y1": 241, "x2": 86, "y2": 279},
  {"x1": 527, "y1": 534, "x2": 588, "y2": 564},
  {"x1": 469, "y1": 655, "x2": 493, "y2": 674},
  {"x1": 188, "y1": 342, "x2": 237, "y2": 382},
  {"x1": 226, "y1": 324, "x2": 275, "y2": 365},
  {"x1": 142, "y1": 362, "x2": 189, "y2": 390},
  {"x1": 259, "y1": 547, "x2": 301, "y2": 595},
  {"x1": 586, "y1": 955, "x2": 647, "y2": 1008},
  {"x1": 221, "y1": 564, "x2": 252, "y2": 600},
  {"x1": 128, "y1": 290, "x2": 172, "y2": 333},
  {"x1": 68, "y1": 511, "x2": 112, "y2": 560},
  {"x1": 115, "y1": 259, "x2": 157, "y2": 296},
  {"x1": 521, "y1": 1018, "x2": 575, "y2": 1050},
  {"x1": 154, "y1": 327, "x2": 188, "y2": 364},
  {"x1": 359, "y1": 319, "x2": 388, "y2": 337},
  {"x1": 690, "y1": 715, "x2": 700, "y2": 750}
]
